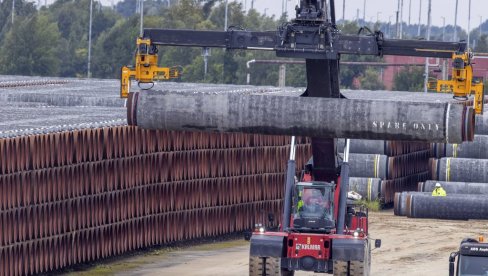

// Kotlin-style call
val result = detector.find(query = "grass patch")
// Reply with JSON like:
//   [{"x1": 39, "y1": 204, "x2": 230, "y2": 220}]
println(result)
[
  {"x1": 356, "y1": 199, "x2": 382, "y2": 212},
  {"x1": 192, "y1": 239, "x2": 248, "y2": 251}
]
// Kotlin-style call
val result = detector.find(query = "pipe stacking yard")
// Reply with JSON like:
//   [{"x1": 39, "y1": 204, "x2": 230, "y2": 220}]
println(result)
[{"x1": 0, "y1": 76, "x2": 487, "y2": 275}]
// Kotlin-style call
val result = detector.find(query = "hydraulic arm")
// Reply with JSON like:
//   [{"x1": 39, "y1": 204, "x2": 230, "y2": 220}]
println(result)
[
  {"x1": 120, "y1": 38, "x2": 181, "y2": 98},
  {"x1": 433, "y1": 51, "x2": 484, "y2": 114}
]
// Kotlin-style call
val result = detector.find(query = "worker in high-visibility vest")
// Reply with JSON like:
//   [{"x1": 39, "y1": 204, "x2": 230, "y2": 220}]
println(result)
[{"x1": 432, "y1": 182, "x2": 447, "y2": 197}]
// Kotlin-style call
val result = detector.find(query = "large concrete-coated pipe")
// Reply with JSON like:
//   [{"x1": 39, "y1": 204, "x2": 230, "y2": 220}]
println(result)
[
  {"x1": 432, "y1": 158, "x2": 488, "y2": 183},
  {"x1": 337, "y1": 140, "x2": 387, "y2": 154},
  {"x1": 128, "y1": 90, "x2": 475, "y2": 143},
  {"x1": 345, "y1": 154, "x2": 388, "y2": 179},
  {"x1": 394, "y1": 192, "x2": 428, "y2": 216},
  {"x1": 406, "y1": 193, "x2": 488, "y2": 220},
  {"x1": 419, "y1": 180, "x2": 488, "y2": 195},
  {"x1": 348, "y1": 178, "x2": 382, "y2": 201},
  {"x1": 337, "y1": 139, "x2": 431, "y2": 156},
  {"x1": 475, "y1": 113, "x2": 488, "y2": 135},
  {"x1": 433, "y1": 135, "x2": 488, "y2": 159}
]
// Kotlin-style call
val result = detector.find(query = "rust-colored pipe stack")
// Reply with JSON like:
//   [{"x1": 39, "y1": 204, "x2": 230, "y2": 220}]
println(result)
[{"x1": 0, "y1": 126, "x2": 312, "y2": 275}]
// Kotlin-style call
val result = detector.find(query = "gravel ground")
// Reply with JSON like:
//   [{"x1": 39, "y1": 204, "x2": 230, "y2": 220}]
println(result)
[{"x1": 63, "y1": 210, "x2": 488, "y2": 276}]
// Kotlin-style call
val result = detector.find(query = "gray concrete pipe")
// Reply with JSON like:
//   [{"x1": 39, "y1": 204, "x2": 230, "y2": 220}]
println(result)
[
  {"x1": 475, "y1": 113, "x2": 488, "y2": 135},
  {"x1": 418, "y1": 180, "x2": 488, "y2": 195},
  {"x1": 406, "y1": 193, "x2": 488, "y2": 220},
  {"x1": 394, "y1": 191, "x2": 428, "y2": 216},
  {"x1": 337, "y1": 140, "x2": 387, "y2": 155},
  {"x1": 344, "y1": 154, "x2": 388, "y2": 179},
  {"x1": 127, "y1": 91, "x2": 475, "y2": 143},
  {"x1": 348, "y1": 178, "x2": 382, "y2": 201},
  {"x1": 433, "y1": 135, "x2": 488, "y2": 159},
  {"x1": 337, "y1": 139, "x2": 431, "y2": 156},
  {"x1": 430, "y1": 158, "x2": 488, "y2": 183}
]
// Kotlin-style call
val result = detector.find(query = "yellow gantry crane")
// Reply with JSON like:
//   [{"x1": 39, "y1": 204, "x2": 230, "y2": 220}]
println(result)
[
  {"x1": 430, "y1": 51, "x2": 485, "y2": 114},
  {"x1": 120, "y1": 38, "x2": 181, "y2": 98}
]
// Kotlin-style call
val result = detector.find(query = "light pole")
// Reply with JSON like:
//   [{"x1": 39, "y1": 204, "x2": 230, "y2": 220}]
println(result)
[
  {"x1": 417, "y1": 0, "x2": 421, "y2": 36},
  {"x1": 388, "y1": 15, "x2": 393, "y2": 37},
  {"x1": 12, "y1": 0, "x2": 15, "y2": 24},
  {"x1": 480, "y1": 16, "x2": 483, "y2": 37},
  {"x1": 453, "y1": 0, "x2": 459, "y2": 41},
  {"x1": 423, "y1": 0, "x2": 431, "y2": 93},
  {"x1": 264, "y1": 8, "x2": 268, "y2": 16},
  {"x1": 467, "y1": 0, "x2": 471, "y2": 49},
  {"x1": 224, "y1": 0, "x2": 229, "y2": 31},
  {"x1": 87, "y1": 0, "x2": 93, "y2": 78},
  {"x1": 441, "y1": 16, "x2": 447, "y2": 80},
  {"x1": 376, "y1": 12, "x2": 381, "y2": 23},
  {"x1": 396, "y1": 0, "x2": 400, "y2": 38},
  {"x1": 399, "y1": 0, "x2": 403, "y2": 39},
  {"x1": 284, "y1": 0, "x2": 289, "y2": 20},
  {"x1": 363, "y1": 0, "x2": 366, "y2": 22},
  {"x1": 342, "y1": 0, "x2": 345, "y2": 24},
  {"x1": 408, "y1": 0, "x2": 411, "y2": 25},
  {"x1": 140, "y1": 0, "x2": 144, "y2": 36},
  {"x1": 441, "y1": 16, "x2": 446, "y2": 41}
]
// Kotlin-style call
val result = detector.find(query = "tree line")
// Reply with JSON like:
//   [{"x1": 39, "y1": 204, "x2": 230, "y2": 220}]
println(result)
[{"x1": 0, "y1": 0, "x2": 486, "y2": 90}]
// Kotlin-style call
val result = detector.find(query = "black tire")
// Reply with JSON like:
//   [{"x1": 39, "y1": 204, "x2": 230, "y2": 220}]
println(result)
[
  {"x1": 333, "y1": 260, "x2": 349, "y2": 276},
  {"x1": 249, "y1": 256, "x2": 294, "y2": 276},
  {"x1": 349, "y1": 261, "x2": 366, "y2": 276},
  {"x1": 249, "y1": 256, "x2": 265, "y2": 276},
  {"x1": 333, "y1": 241, "x2": 371, "y2": 276},
  {"x1": 266, "y1": 257, "x2": 295, "y2": 276}
]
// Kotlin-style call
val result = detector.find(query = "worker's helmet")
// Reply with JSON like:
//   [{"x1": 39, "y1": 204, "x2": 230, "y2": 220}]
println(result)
[{"x1": 435, "y1": 183, "x2": 441, "y2": 188}]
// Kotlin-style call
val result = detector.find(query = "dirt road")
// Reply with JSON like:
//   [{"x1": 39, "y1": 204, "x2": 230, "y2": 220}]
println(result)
[{"x1": 66, "y1": 211, "x2": 488, "y2": 276}]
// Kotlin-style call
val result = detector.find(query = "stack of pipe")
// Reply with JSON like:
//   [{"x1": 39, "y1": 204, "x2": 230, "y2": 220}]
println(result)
[
  {"x1": 429, "y1": 158, "x2": 488, "y2": 183},
  {"x1": 395, "y1": 109, "x2": 488, "y2": 219},
  {"x1": 337, "y1": 140, "x2": 431, "y2": 204},
  {"x1": 0, "y1": 78, "x2": 317, "y2": 275},
  {"x1": 0, "y1": 126, "x2": 312, "y2": 275},
  {"x1": 1, "y1": 78, "x2": 484, "y2": 273},
  {"x1": 128, "y1": 89, "x2": 479, "y2": 205}
]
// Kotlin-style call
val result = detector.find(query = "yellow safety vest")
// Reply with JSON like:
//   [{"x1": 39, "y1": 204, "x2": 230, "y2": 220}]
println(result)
[{"x1": 432, "y1": 187, "x2": 447, "y2": 197}]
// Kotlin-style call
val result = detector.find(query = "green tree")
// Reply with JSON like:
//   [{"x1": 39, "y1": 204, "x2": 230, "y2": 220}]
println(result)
[
  {"x1": 475, "y1": 34, "x2": 488, "y2": 52},
  {"x1": 358, "y1": 68, "x2": 385, "y2": 90},
  {"x1": 0, "y1": 0, "x2": 37, "y2": 41},
  {"x1": 393, "y1": 67, "x2": 424, "y2": 92},
  {"x1": 0, "y1": 14, "x2": 61, "y2": 76},
  {"x1": 47, "y1": 0, "x2": 120, "y2": 77}
]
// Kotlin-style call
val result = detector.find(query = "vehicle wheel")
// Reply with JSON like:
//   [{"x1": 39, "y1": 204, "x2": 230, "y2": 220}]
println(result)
[
  {"x1": 266, "y1": 257, "x2": 294, "y2": 276},
  {"x1": 349, "y1": 242, "x2": 371, "y2": 276},
  {"x1": 249, "y1": 256, "x2": 265, "y2": 276},
  {"x1": 350, "y1": 260, "x2": 366, "y2": 276},
  {"x1": 333, "y1": 260, "x2": 349, "y2": 276}
]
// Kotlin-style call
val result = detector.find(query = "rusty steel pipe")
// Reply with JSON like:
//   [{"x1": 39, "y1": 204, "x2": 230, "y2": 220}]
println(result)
[{"x1": 127, "y1": 91, "x2": 475, "y2": 143}]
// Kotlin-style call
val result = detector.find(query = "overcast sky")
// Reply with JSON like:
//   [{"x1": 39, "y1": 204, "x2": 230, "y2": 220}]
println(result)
[
  {"x1": 37, "y1": 0, "x2": 486, "y2": 31},
  {"x1": 250, "y1": 0, "x2": 486, "y2": 31}
]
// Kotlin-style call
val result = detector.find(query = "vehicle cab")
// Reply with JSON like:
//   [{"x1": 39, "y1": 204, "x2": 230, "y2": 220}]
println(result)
[
  {"x1": 291, "y1": 182, "x2": 336, "y2": 233},
  {"x1": 450, "y1": 238, "x2": 488, "y2": 276}
]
